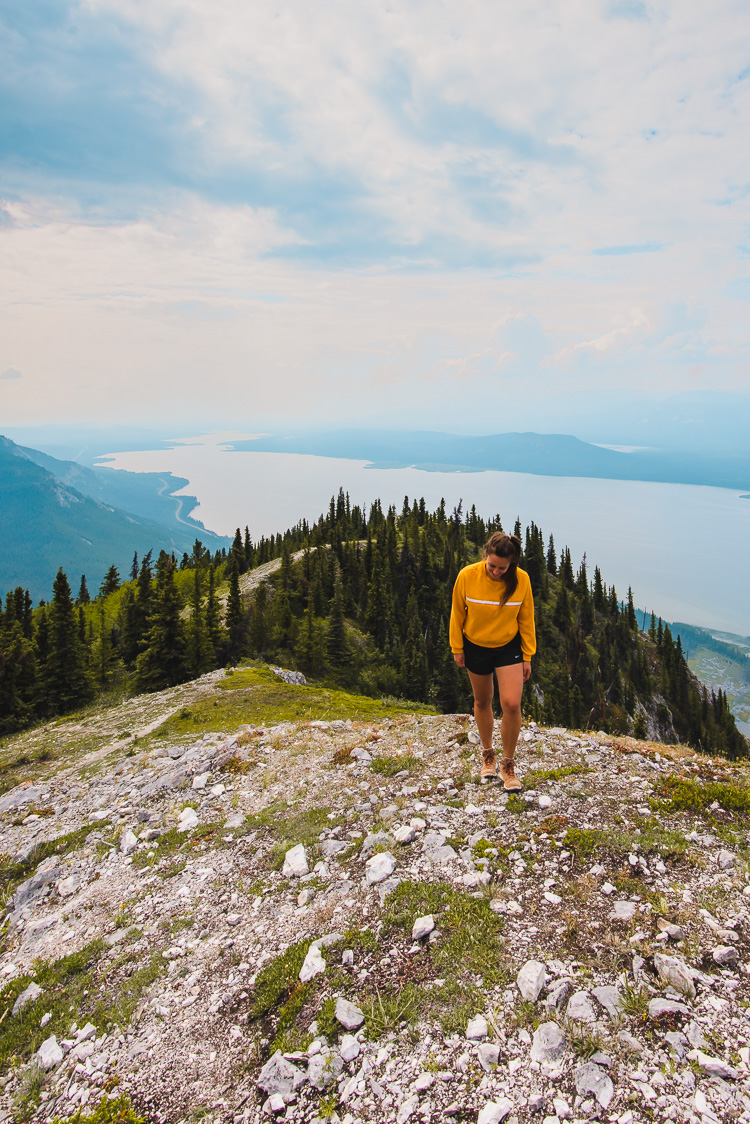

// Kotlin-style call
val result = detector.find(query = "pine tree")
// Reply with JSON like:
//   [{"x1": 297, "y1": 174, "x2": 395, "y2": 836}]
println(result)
[
  {"x1": 225, "y1": 564, "x2": 247, "y2": 664},
  {"x1": 77, "y1": 575, "x2": 91, "y2": 605},
  {"x1": 186, "y1": 565, "x2": 215, "y2": 678},
  {"x1": 43, "y1": 568, "x2": 94, "y2": 714},
  {"x1": 133, "y1": 554, "x2": 186, "y2": 691},
  {"x1": 99, "y1": 565, "x2": 121, "y2": 597},
  {"x1": 327, "y1": 567, "x2": 348, "y2": 667}
]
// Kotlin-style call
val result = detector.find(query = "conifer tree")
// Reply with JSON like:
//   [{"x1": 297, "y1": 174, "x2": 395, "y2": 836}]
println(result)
[
  {"x1": 186, "y1": 565, "x2": 215, "y2": 678},
  {"x1": 133, "y1": 554, "x2": 186, "y2": 691},
  {"x1": 77, "y1": 575, "x2": 91, "y2": 604},
  {"x1": 99, "y1": 565, "x2": 121, "y2": 597},
  {"x1": 327, "y1": 567, "x2": 348, "y2": 667},
  {"x1": 225, "y1": 564, "x2": 246, "y2": 664},
  {"x1": 43, "y1": 568, "x2": 94, "y2": 714}
]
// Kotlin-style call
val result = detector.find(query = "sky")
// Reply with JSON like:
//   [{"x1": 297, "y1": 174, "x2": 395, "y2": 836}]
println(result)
[{"x1": 1, "y1": 0, "x2": 750, "y2": 437}]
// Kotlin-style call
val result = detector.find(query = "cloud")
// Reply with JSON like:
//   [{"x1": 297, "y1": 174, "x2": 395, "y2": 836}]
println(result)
[{"x1": 1, "y1": 367, "x2": 22, "y2": 380}]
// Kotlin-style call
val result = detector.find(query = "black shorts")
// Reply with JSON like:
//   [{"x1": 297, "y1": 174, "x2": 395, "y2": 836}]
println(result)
[{"x1": 463, "y1": 633, "x2": 523, "y2": 676}]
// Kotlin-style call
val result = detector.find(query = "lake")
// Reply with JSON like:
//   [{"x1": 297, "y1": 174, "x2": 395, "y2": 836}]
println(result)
[{"x1": 99, "y1": 433, "x2": 750, "y2": 637}]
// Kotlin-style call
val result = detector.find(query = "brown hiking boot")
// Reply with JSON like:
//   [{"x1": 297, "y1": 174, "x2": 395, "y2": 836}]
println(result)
[
  {"x1": 500, "y1": 758, "x2": 522, "y2": 792},
  {"x1": 480, "y1": 747, "x2": 497, "y2": 778}
]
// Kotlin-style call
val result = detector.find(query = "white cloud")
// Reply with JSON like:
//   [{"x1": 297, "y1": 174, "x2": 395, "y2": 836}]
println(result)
[{"x1": 1, "y1": 367, "x2": 22, "y2": 380}]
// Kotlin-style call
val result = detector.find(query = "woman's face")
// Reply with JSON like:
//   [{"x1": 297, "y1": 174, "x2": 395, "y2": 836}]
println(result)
[{"x1": 485, "y1": 553, "x2": 510, "y2": 581}]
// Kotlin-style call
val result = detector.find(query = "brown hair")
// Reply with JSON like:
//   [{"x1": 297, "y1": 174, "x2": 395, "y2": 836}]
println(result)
[{"x1": 483, "y1": 532, "x2": 522, "y2": 605}]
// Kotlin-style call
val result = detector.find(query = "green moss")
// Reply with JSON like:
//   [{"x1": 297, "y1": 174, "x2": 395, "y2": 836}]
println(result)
[
  {"x1": 0, "y1": 940, "x2": 105, "y2": 1069},
  {"x1": 50, "y1": 1094, "x2": 146, "y2": 1124},
  {"x1": 250, "y1": 939, "x2": 312, "y2": 1020},
  {"x1": 525, "y1": 764, "x2": 590, "y2": 785},
  {"x1": 0, "y1": 824, "x2": 99, "y2": 907},
  {"x1": 653, "y1": 775, "x2": 750, "y2": 817},
  {"x1": 370, "y1": 754, "x2": 421, "y2": 777},
  {"x1": 562, "y1": 827, "x2": 604, "y2": 858},
  {"x1": 143, "y1": 665, "x2": 435, "y2": 741}
]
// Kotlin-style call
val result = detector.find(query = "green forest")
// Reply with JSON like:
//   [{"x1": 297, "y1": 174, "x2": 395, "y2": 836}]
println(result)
[{"x1": 0, "y1": 490, "x2": 746, "y2": 760}]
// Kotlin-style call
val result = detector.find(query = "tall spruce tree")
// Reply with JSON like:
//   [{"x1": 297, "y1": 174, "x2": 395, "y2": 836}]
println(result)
[
  {"x1": 43, "y1": 568, "x2": 94, "y2": 714},
  {"x1": 133, "y1": 554, "x2": 186, "y2": 692}
]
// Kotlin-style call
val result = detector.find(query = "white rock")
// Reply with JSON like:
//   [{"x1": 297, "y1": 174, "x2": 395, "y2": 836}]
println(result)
[
  {"x1": 477, "y1": 1099, "x2": 514, "y2": 1124},
  {"x1": 37, "y1": 1035, "x2": 63, "y2": 1069},
  {"x1": 414, "y1": 1072, "x2": 435, "y2": 1092},
  {"x1": 610, "y1": 900, "x2": 637, "y2": 921},
  {"x1": 365, "y1": 851, "x2": 396, "y2": 885},
  {"x1": 299, "y1": 946, "x2": 326, "y2": 982},
  {"x1": 119, "y1": 830, "x2": 138, "y2": 856},
  {"x1": 396, "y1": 1094, "x2": 419, "y2": 1122},
  {"x1": 717, "y1": 849, "x2": 735, "y2": 870},
  {"x1": 192, "y1": 772, "x2": 210, "y2": 790},
  {"x1": 543, "y1": 892, "x2": 562, "y2": 905},
  {"x1": 531, "y1": 1022, "x2": 566, "y2": 1065},
  {"x1": 690, "y1": 1049, "x2": 739, "y2": 1079},
  {"x1": 600, "y1": 882, "x2": 616, "y2": 895},
  {"x1": 653, "y1": 953, "x2": 696, "y2": 999},
  {"x1": 335, "y1": 997, "x2": 365, "y2": 1030},
  {"x1": 477, "y1": 1042, "x2": 500, "y2": 1071},
  {"x1": 394, "y1": 825, "x2": 416, "y2": 844},
  {"x1": 648, "y1": 998, "x2": 689, "y2": 1019},
  {"x1": 553, "y1": 1097, "x2": 572, "y2": 1120},
  {"x1": 57, "y1": 875, "x2": 79, "y2": 897},
  {"x1": 307, "y1": 1047, "x2": 343, "y2": 1089},
  {"x1": 539, "y1": 795, "x2": 552, "y2": 808},
  {"x1": 339, "y1": 1034, "x2": 361, "y2": 1062},
  {"x1": 282, "y1": 844, "x2": 309, "y2": 878},
  {"x1": 575, "y1": 1061, "x2": 614, "y2": 1108},
  {"x1": 466, "y1": 1015, "x2": 488, "y2": 1039},
  {"x1": 412, "y1": 914, "x2": 435, "y2": 941},
  {"x1": 566, "y1": 991, "x2": 597, "y2": 1024},
  {"x1": 712, "y1": 945, "x2": 739, "y2": 965},
  {"x1": 517, "y1": 960, "x2": 546, "y2": 1002},
  {"x1": 12, "y1": 982, "x2": 42, "y2": 1015},
  {"x1": 266, "y1": 1093, "x2": 285, "y2": 1113},
  {"x1": 177, "y1": 807, "x2": 199, "y2": 832}
]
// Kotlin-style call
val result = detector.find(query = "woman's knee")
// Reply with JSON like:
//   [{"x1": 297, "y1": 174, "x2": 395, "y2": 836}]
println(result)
[
  {"x1": 473, "y1": 694, "x2": 493, "y2": 712},
  {"x1": 500, "y1": 700, "x2": 522, "y2": 719}
]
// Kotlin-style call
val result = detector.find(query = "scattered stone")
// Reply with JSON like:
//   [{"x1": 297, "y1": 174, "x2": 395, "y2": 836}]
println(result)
[
  {"x1": 517, "y1": 960, "x2": 546, "y2": 1002},
  {"x1": 307, "y1": 1047, "x2": 343, "y2": 1089},
  {"x1": 610, "y1": 900, "x2": 637, "y2": 921},
  {"x1": 653, "y1": 952, "x2": 697, "y2": 999},
  {"x1": 712, "y1": 944, "x2": 739, "y2": 965},
  {"x1": 282, "y1": 844, "x2": 309, "y2": 878},
  {"x1": 335, "y1": 997, "x2": 365, "y2": 1030},
  {"x1": 299, "y1": 946, "x2": 326, "y2": 982},
  {"x1": 717, "y1": 849, "x2": 735, "y2": 870},
  {"x1": 466, "y1": 1014, "x2": 488, "y2": 1040},
  {"x1": 394, "y1": 824, "x2": 416, "y2": 844},
  {"x1": 575, "y1": 1061, "x2": 614, "y2": 1108},
  {"x1": 37, "y1": 1035, "x2": 63, "y2": 1069},
  {"x1": 477, "y1": 1042, "x2": 500, "y2": 1071},
  {"x1": 119, "y1": 829, "x2": 139, "y2": 855},
  {"x1": 689, "y1": 1049, "x2": 739, "y2": 1079},
  {"x1": 566, "y1": 990, "x2": 597, "y2": 1024},
  {"x1": 411, "y1": 914, "x2": 435, "y2": 940},
  {"x1": 257, "y1": 1051, "x2": 301, "y2": 1099},
  {"x1": 365, "y1": 851, "x2": 396, "y2": 884},
  {"x1": 592, "y1": 985, "x2": 623, "y2": 1020},
  {"x1": 12, "y1": 981, "x2": 42, "y2": 1015},
  {"x1": 177, "y1": 807, "x2": 199, "y2": 832},
  {"x1": 531, "y1": 1022, "x2": 567, "y2": 1066},
  {"x1": 339, "y1": 1034, "x2": 360, "y2": 1062},
  {"x1": 396, "y1": 1094, "x2": 419, "y2": 1123},
  {"x1": 476, "y1": 1098, "x2": 514, "y2": 1124}
]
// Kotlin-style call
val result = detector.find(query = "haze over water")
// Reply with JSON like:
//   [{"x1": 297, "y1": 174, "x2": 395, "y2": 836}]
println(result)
[{"x1": 98, "y1": 434, "x2": 750, "y2": 637}]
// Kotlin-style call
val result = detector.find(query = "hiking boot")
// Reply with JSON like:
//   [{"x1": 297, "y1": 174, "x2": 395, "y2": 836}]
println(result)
[
  {"x1": 500, "y1": 758, "x2": 522, "y2": 792},
  {"x1": 480, "y1": 747, "x2": 497, "y2": 778}
]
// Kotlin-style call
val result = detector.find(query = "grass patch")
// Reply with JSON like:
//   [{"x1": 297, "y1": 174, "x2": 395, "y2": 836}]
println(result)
[
  {"x1": 268, "y1": 806, "x2": 341, "y2": 869},
  {"x1": 562, "y1": 820, "x2": 688, "y2": 863},
  {"x1": 50, "y1": 1095, "x2": 146, "y2": 1123},
  {"x1": 0, "y1": 940, "x2": 105, "y2": 1068},
  {"x1": 370, "y1": 754, "x2": 420, "y2": 777},
  {"x1": 382, "y1": 880, "x2": 506, "y2": 985},
  {"x1": 653, "y1": 775, "x2": 750, "y2": 817},
  {"x1": 363, "y1": 982, "x2": 422, "y2": 1037},
  {"x1": 0, "y1": 823, "x2": 99, "y2": 908},
  {"x1": 525, "y1": 764, "x2": 589, "y2": 785},
  {"x1": 144, "y1": 665, "x2": 436, "y2": 741}
]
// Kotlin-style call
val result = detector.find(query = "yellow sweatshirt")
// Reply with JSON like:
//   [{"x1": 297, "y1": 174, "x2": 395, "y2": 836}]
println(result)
[{"x1": 450, "y1": 561, "x2": 536, "y2": 660}]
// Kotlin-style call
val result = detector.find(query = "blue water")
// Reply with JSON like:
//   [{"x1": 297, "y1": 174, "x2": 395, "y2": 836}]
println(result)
[{"x1": 99, "y1": 434, "x2": 750, "y2": 637}]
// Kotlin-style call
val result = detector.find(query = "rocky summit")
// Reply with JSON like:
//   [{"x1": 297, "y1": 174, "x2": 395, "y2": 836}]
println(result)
[{"x1": 1, "y1": 667, "x2": 749, "y2": 1124}]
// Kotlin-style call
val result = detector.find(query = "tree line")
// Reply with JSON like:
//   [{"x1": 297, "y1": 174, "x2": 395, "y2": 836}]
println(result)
[{"x1": 0, "y1": 491, "x2": 746, "y2": 760}]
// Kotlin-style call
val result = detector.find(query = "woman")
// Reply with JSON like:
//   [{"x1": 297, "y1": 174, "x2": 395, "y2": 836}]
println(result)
[{"x1": 449, "y1": 531, "x2": 536, "y2": 790}]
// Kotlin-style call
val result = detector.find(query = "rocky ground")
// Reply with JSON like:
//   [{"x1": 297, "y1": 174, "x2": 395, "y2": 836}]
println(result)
[{"x1": 1, "y1": 666, "x2": 750, "y2": 1124}]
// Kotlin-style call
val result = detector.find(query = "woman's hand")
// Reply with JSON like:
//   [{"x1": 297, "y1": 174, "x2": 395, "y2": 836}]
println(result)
[
  {"x1": 522, "y1": 660, "x2": 531, "y2": 681},
  {"x1": 454, "y1": 652, "x2": 465, "y2": 668}
]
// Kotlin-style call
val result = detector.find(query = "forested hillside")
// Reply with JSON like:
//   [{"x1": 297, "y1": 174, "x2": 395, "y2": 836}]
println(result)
[{"x1": 0, "y1": 491, "x2": 746, "y2": 759}]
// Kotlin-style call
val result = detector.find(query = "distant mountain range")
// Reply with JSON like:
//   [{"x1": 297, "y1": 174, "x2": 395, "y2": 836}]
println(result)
[
  {"x1": 0, "y1": 436, "x2": 230, "y2": 602},
  {"x1": 228, "y1": 429, "x2": 750, "y2": 490}
]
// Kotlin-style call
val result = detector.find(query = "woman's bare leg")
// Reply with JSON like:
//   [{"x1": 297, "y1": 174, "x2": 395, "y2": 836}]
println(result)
[
  {"x1": 496, "y1": 663, "x2": 524, "y2": 757},
  {"x1": 466, "y1": 669, "x2": 494, "y2": 748}
]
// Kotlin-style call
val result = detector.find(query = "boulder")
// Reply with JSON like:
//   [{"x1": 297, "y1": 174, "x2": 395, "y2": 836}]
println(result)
[
  {"x1": 530, "y1": 1022, "x2": 567, "y2": 1065},
  {"x1": 575, "y1": 1061, "x2": 614, "y2": 1108},
  {"x1": 335, "y1": 997, "x2": 365, "y2": 1030},
  {"x1": 517, "y1": 960, "x2": 546, "y2": 1002},
  {"x1": 653, "y1": 953, "x2": 696, "y2": 999},
  {"x1": 282, "y1": 844, "x2": 309, "y2": 878}
]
